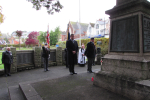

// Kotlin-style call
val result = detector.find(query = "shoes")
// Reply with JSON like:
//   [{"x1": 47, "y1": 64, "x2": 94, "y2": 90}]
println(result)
[
  {"x1": 44, "y1": 69, "x2": 46, "y2": 72},
  {"x1": 73, "y1": 72, "x2": 77, "y2": 74},
  {"x1": 87, "y1": 71, "x2": 93, "y2": 73},
  {"x1": 5, "y1": 74, "x2": 7, "y2": 77},
  {"x1": 7, "y1": 74, "x2": 11, "y2": 76},
  {"x1": 89, "y1": 71, "x2": 93, "y2": 73},
  {"x1": 46, "y1": 69, "x2": 49, "y2": 71},
  {"x1": 70, "y1": 72, "x2": 73, "y2": 75}
]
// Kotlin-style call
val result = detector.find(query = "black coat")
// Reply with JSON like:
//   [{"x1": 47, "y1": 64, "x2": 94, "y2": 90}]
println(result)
[
  {"x1": 66, "y1": 39, "x2": 78, "y2": 65},
  {"x1": 42, "y1": 47, "x2": 50, "y2": 58},
  {"x1": 2, "y1": 51, "x2": 13, "y2": 64},
  {"x1": 84, "y1": 42, "x2": 95, "y2": 58}
]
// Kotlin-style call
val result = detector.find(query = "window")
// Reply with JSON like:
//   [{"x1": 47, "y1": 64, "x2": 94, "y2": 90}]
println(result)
[
  {"x1": 96, "y1": 24, "x2": 99, "y2": 29},
  {"x1": 89, "y1": 27, "x2": 91, "y2": 33},
  {"x1": 96, "y1": 31, "x2": 99, "y2": 35}
]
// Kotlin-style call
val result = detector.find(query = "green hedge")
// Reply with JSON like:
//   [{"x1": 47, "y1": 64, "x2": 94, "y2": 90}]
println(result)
[
  {"x1": 0, "y1": 44, "x2": 26, "y2": 48},
  {"x1": 57, "y1": 38, "x2": 109, "y2": 56}
]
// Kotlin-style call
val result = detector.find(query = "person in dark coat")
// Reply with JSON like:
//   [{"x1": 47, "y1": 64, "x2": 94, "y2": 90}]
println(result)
[
  {"x1": 66, "y1": 34, "x2": 78, "y2": 75},
  {"x1": 42, "y1": 43, "x2": 50, "y2": 72},
  {"x1": 92, "y1": 44, "x2": 96, "y2": 66},
  {"x1": 84, "y1": 37, "x2": 95, "y2": 73},
  {"x1": 64, "y1": 48, "x2": 69, "y2": 68},
  {"x1": 2, "y1": 47, "x2": 13, "y2": 77}
]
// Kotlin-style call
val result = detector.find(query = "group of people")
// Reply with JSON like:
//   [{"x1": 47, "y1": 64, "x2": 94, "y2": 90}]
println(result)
[
  {"x1": 66, "y1": 34, "x2": 96, "y2": 75},
  {"x1": 2, "y1": 34, "x2": 96, "y2": 76}
]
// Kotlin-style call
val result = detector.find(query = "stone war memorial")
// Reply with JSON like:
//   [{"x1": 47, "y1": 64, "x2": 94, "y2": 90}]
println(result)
[{"x1": 94, "y1": 0, "x2": 150, "y2": 100}]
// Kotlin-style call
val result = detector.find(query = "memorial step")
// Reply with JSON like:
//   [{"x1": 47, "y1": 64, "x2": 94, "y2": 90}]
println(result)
[
  {"x1": 19, "y1": 83, "x2": 43, "y2": 100},
  {"x1": 8, "y1": 85, "x2": 26, "y2": 100}
]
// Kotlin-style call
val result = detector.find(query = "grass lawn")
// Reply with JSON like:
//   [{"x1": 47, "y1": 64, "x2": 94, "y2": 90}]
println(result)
[{"x1": 0, "y1": 52, "x2": 4, "y2": 69}]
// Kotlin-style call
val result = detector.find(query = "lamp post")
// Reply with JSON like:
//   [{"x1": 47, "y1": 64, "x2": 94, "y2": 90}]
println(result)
[{"x1": 79, "y1": 0, "x2": 81, "y2": 47}]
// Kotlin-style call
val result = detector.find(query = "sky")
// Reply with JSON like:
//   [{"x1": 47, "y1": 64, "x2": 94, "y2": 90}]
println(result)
[{"x1": 0, "y1": 0, "x2": 116, "y2": 34}]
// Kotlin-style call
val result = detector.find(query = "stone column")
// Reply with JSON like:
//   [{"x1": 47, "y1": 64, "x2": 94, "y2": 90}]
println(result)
[
  {"x1": 33, "y1": 46, "x2": 41, "y2": 68},
  {"x1": 56, "y1": 47, "x2": 62, "y2": 66},
  {"x1": 10, "y1": 47, "x2": 17, "y2": 73}
]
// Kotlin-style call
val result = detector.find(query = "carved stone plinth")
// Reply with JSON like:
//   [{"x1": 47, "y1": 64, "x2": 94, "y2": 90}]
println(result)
[
  {"x1": 94, "y1": 0, "x2": 150, "y2": 99},
  {"x1": 33, "y1": 46, "x2": 41, "y2": 68},
  {"x1": 10, "y1": 47, "x2": 17, "y2": 73},
  {"x1": 56, "y1": 47, "x2": 62, "y2": 66}
]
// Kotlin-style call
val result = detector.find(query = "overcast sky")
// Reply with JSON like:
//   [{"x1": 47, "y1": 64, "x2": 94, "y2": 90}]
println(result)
[{"x1": 0, "y1": 0, "x2": 118, "y2": 34}]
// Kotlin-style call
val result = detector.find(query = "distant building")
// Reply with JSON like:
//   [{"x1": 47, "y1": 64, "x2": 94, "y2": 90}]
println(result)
[
  {"x1": 60, "y1": 31, "x2": 66, "y2": 41},
  {"x1": 87, "y1": 23, "x2": 95, "y2": 37},
  {"x1": 64, "y1": 21, "x2": 88, "y2": 41},
  {"x1": 62, "y1": 19, "x2": 110, "y2": 41},
  {"x1": 94, "y1": 19, "x2": 110, "y2": 38},
  {"x1": 87, "y1": 19, "x2": 110, "y2": 38}
]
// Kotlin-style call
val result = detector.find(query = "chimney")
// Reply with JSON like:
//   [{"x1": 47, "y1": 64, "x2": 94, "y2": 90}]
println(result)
[{"x1": 98, "y1": 19, "x2": 102, "y2": 21}]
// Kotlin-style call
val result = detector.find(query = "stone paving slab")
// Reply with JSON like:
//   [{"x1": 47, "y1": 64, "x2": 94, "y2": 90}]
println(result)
[
  {"x1": 19, "y1": 83, "x2": 43, "y2": 100},
  {"x1": 8, "y1": 85, "x2": 25, "y2": 100},
  {"x1": 31, "y1": 73, "x2": 130, "y2": 100}
]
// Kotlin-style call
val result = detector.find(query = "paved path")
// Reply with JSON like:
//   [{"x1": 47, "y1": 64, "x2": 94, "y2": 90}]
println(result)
[
  {"x1": 0, "y1": 65, "x2": 100, "y2": 100},
  {"x1": 0, "y1": 65, "x2": 129, "y2": 100}
]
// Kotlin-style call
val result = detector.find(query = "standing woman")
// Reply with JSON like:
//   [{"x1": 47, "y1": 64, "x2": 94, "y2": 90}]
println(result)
[
  {"x1": 2, "y1": 47, "x2": 13, "y2": 77},
  {"x1": 78, "y1": 44, "x2": 86, "y2": 67}
]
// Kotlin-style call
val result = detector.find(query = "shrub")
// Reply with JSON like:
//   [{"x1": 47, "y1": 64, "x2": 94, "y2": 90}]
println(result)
[{"x1": 57, "y1": 38, "x2": 109, "y2": 56}]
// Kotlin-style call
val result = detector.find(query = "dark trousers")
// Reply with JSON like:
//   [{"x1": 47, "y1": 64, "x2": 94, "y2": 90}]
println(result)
[
  {"x1": 43, "y1": 58, "x2": 48, "y2": 70},
  {"x1": 69, "y1": 57, "x2": 75, "y2": 73},
  {"x1": 65, "y1": 55, "x2": 69, "y2": 68},
  {"x1": 87, "y1": 57, "x2": 94, "y2": 71},
  {"x1": 4, "y1": 64, "x2": 11, "y2": 75},
  {"x1": 93, "y1": 57, "x2": 95, "y2": 65}
]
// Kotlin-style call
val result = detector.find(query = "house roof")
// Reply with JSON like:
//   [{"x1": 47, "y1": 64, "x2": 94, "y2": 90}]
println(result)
[
  {"x1": 90, "y1": 23, "x2": 95, "y2": 27},
  {"x1": 61, "y1": 31, "x2": 66, "y2": 35},
  {"x1": 70, "y1": 21, "x2": 88, "y2": 34},
  {"x1": 97, "y1": 19, "x2": 109, "y2": 25}
]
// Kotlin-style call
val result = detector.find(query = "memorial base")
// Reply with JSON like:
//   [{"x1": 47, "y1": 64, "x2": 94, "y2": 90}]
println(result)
[
  {"x1": 93, "y1": 71, "x2": 150, "y2": 100},
  {"x1": 94, "y1": 54, "x2": 150, "y2": 100},
  {"x1": 101, "y1": 54, "x2": 150, "y2": 80}
]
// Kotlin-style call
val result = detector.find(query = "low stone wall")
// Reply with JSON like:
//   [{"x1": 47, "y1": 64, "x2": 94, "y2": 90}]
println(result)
[{"x1": 0, "y1": 47, "x2": 101, "y2": 75}]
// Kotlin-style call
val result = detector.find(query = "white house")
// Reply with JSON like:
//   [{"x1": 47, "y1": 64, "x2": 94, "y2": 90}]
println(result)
[
  {"x1": 87, "y1": 23, "x2": 95, "y2": 37},
  {"x1": 94, "y1": 19, "x2": 110, "y2": 38},
  {"x1": 87, "y1": 19, "x2": 110, "y2": 38}
]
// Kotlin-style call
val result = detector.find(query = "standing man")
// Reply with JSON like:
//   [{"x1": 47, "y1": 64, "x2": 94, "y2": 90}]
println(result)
[
  {"x1": 66, "y1": 34, "x2": 78, "y2": 75},
  {"x1": 64, "y1": 48, "x2": 69, "y2": 68},
  {"x1": 2, "y1": 47, "x2": 13, "y2": 77},
  {"x1": 84, "y1": 37, "x2": 95, "y2": 73},
  {"x1": 42, "y1": 43, "x2": 50, "y2": 72},
  {"x1": 92, "y1": 44, "x2": 97, "y2": 66}
]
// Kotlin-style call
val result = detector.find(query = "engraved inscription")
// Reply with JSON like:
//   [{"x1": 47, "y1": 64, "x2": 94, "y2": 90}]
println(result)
[
  {"x1": 110, "y1": 15, "x2": 139, "y2": 52},
  {"x1": 143, "y1": 16, "x2": 150, "y2": 52}
]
